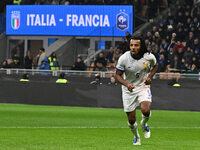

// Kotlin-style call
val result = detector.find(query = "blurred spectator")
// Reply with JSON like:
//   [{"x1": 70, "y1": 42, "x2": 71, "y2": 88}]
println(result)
[
  {"x1": 174, "y1": 41, "x2": 185, "y2": 52},
  {"x1": 12, "y1": 53, "x2": 20, "y2": 68},
  {"x1": 119, "y1": 37, "x2": 129, "y2": 54},
  {"x1": 184, "y1": 11, "x2": 192, "y2": 24},
  {"x1": 193, "y1": 48, "x2": 200, "y2": 58},
  {"x1": 71, "y1": 56, "x2": 86, "y2": 71},
  {"x1": 183, "y1": 46, "x2": 193, "y2": 64},
  {"x1": 171, "y1": 33, "x2": 177, "y2": 41},
  {"x1": 48, "y1": 52, "x2": 59, "y2": 70},
  {"x1": 37, "y1": 48, "x2": 46, "y2": 68},
  {"x1": 151, "y1": 25, "x2": 157, "y2": 35},
  {"x1": 60, "y1": 0, "x2": 70, "y2": 5},
  {"x1": 24, "y1": 50, "x2": 33, "y2": 69},
  {"x1": 153, "y1": 32, "x2": 162, "y2": 45},
  {"x1": 145, "y1": 31, "x2": 153, "y2": 43},
  {"x1": 191, "y1": 56, "x2": 199, "y2": 69},
  {"x1": 175, "y1": 47, "x2": 185, "y2": 62},
  {"x1": 183, "y1": 27, "x2": 189, "y2": 38},
  {"x1": 151, "y1": 41, "x2": 159, "y2": 54},
  {"x1": 185, "y1": 17, "x2": 192, "y2": 29},
  {"x1": 125, "y1": 31, "x2": 132, "y2": 44},
  {"x1": 166, "y1": 24, "x2": 174, "y2": 38},
  {"x1": 175, "y1": 11, "x2": 184, "y2": 24},
  {"x1": 186, "y1": 32, "x2": 194, "y2": 47},
  {"x1": 170, "y1": 55, "x2": 181, "y2": 70},
  {"x1": 189, "y1": 64, "x2": 199, "y2": 73},
  {"x1": 180, "y1": 58, "x2": 188, "y2": 70},
  {"x1": 191, "y1": 38, "x2": 200, "y2": 51},
  {"x1": 90, "y1": 74, "x2": 102, "y2": 85},
  {"x1": 166, "y1": 11, "x2": 175, "y2": 25},
  {"x1": 167, "y1": 47, "x2": 175, "y2": 65},
  {"x1": 158, "y1": 53, "x2": 167, "y2": 72},
  {"x1": 145, "y1": 39, "x2": 151, "y2": 47},
  {"x1": 107, "y1": 76, "x2": 117, "y2": 86},
  {"x1": 190, "y1": 17, "x2": 200, "y2": 29},
  {"x1": 52, "y1": 0, "x2": 60, "y2": 5},
  {"x1": 94, "y1": 52, "x2": 107, "y2": 71},
  {"x1": 11, "y1": 46, "x2": 21, "y2": 61},
  {"x1": 89, "y1": 61, "x2": 95, "y2": 71},
  {"x1": 0, "y1": 59, "x2": 14, "y2": 69},
  {"x1": 159, "y1": 39, "x2": 168, "y2": 51},
  {"x1": 38, "y1": 57, "x2": 50, "y2": 70},
  {"x1": 106, "y1": 47, "x2": 114, "y2": 63},
  {"x1": 176, "y1": 27, "x2": 184, "y2": 41},
  {"x1": 113, "y1": 47, "x2": 123, "y2": 65},
  {"x1": 56, "y1": 72, "x2": 68, "y2": 83}
]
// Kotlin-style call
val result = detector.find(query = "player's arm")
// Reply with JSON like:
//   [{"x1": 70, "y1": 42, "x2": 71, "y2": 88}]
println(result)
[
  {"x1": 145, "y1": 64, "x2": 158, "y2": 85},
  {"x1": 115, "y1": 70, "x2": 134, "y2": 92}
]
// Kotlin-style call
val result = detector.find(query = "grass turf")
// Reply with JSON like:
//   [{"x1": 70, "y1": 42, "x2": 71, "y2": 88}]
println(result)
[{"x1": 0, "y1": 103, "x2": 199, "y2": 150}]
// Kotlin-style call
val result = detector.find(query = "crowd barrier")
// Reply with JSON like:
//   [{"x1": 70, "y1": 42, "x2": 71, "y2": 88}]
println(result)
[{"x1": 0, "y1": 69, "x2": 200, "y2": 111}]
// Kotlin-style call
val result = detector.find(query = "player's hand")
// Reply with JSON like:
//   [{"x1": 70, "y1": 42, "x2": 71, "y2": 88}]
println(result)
[
  {"x1": 126, "y1": 83, "x2": 135, "y2": 92},
  {"x1": 145, "y1": 77, "x2": 151, "y2": 85}
]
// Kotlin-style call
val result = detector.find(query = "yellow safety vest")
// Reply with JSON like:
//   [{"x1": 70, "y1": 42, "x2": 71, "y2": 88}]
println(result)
[
  {"x1": 48, "y1": 57, "x2": 59, "y2": 70},
  {"x1": 20, "y1": 79, "x2": 29, "y2": 82},
  {"x1": 173, "y1": 83, "x2": 181, "y2": 87},
  {"x1": 13, "y1": 0, "x2": 21, "y2": 5},
  {"x1": 13, "y1": 59, "x2": 19, "y2": 64},
  {"x1": 56, "y1": 79, "x2": 68, "y2": 83}
]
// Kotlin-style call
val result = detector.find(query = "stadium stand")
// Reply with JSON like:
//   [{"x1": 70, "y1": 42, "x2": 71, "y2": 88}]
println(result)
[
  {"x1": 0, "y1": 0, "x2": 199, "y2": 73},
  {"x1": 144, "y1": 1, "x2": 200, "y2": 74}
]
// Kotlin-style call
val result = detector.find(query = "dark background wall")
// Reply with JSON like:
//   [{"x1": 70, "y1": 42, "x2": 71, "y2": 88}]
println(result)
[{"x1": 0, "y1": 75, "x2": 200, "y2": 111}]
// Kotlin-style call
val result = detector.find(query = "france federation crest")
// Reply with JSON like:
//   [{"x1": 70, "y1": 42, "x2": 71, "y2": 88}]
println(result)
[
  {"x1": 116, "y1": 12, "x2": 129, "y2": 31},
  {"x1": 11, "y1": 11, "x2": 20, "y2": 30}
]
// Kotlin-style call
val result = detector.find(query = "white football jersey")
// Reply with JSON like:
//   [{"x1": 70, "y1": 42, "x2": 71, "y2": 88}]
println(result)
[{"x1": 116, "y1": 51, "x2": 157, "y2": 93}]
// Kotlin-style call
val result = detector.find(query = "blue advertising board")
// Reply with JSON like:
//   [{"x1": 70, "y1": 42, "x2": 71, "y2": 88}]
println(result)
[{"x1": 6, "y1": 5, "x2": 133, "y2": 36}]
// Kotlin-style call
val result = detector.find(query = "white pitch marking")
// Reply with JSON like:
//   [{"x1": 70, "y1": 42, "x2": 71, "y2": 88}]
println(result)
[{"x1": 0, "y1": 127, "x2": 200, "y2": 129}]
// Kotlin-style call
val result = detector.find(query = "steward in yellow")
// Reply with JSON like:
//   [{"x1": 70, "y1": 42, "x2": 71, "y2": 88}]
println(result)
[
  {"x1": 56, "y1": 73, "x2": 68, "y2": 84},
  {"x1": 19, "y1": 73, "x2": 29, "y2": 82},
  {"x1": 48, "y1": 52, "x2": 59, "y2": 70},
  {"x1": 13, "y1": 0, "x2": 21, "y2": 5}
]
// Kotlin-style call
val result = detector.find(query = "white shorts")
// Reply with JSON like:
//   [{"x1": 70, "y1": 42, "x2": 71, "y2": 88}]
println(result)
[{"x1": 122, "y1": 88, "x2": 152, "y2": 112}]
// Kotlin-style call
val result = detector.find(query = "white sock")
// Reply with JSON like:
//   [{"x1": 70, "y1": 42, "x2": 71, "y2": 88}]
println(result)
[
  {"x1": 141, "y1": 112, "x2": 151, "y2": 127},
  {"x1": 128, "y1": 121, "x2": 140, "y2": 138}
]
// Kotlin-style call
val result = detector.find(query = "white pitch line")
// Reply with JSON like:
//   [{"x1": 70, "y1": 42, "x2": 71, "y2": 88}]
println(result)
[{"x1": 0, "y1": 127, "x2": 200, "y2": 129}]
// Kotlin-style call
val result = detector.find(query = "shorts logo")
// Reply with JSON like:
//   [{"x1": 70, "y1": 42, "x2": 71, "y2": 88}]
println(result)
[
  {"x1": 116, "y1": 12, "x2": 129, "y2": 31},
  {"x1": 147, "y1": 90, "x2": 151, "y2": 99},
  {"x1": 11, "y1": 11, "x2": 20, "y2": 30}
]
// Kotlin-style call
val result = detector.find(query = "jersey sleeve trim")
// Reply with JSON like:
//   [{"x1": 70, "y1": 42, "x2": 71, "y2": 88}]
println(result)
[{"x1": 116, "y1": 67, "x2": 125, "y2": 72}]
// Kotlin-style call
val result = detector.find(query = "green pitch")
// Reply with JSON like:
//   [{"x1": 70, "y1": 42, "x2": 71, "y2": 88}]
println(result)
[{"x1": 0, "y1": 103, "x2": 199, "y2": 150}]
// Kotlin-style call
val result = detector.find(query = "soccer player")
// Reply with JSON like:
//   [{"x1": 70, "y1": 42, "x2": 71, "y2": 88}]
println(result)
[{"x1": 115, "y1": 34, "x2": 158, "y2": 145}]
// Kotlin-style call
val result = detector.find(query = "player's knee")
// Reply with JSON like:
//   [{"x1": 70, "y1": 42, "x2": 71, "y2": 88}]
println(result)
[
  {"x1": 128, "y1": 119, "x2": 136, "y2": 125},
  {"x1": 128, "y1": 115, "x2": 136, "y2": 125},
  {"x1": 141, "y1": 108, "x2": 150, "y2": 117}
]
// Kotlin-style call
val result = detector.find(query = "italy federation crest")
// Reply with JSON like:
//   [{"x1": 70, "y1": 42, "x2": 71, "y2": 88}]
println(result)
[
  {"x1": 116, "y1": 12, "x2": 129, "y2": 31},
  {"x1": 11, "y1": 11, "x2": 20, "y2": 30}
]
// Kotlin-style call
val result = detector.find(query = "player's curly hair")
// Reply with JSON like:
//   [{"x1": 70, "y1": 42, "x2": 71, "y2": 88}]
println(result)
[{"x1": 130, "y1": 32, "x2": 148, "y2": 59}]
